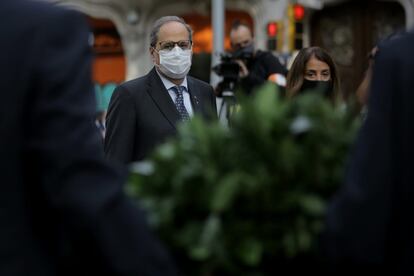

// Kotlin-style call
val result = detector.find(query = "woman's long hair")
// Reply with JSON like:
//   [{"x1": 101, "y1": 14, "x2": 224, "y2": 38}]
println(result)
[{"x1": 286, "y1": 47, "x2": 341, "y2": 102}]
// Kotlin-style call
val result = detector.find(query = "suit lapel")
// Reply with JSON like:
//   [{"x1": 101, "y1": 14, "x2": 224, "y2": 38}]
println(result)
[
  {"x1": 146, "y1": 68, "x2": 180, "y2": 128},
  {"x1": 187, "y1": 77, "x2": 205, "y2": 116}
]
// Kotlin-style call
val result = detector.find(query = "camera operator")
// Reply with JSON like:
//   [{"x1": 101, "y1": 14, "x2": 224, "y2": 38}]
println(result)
[{"x1": 229, "y1": 20, "x2": 287, "y2": 95}]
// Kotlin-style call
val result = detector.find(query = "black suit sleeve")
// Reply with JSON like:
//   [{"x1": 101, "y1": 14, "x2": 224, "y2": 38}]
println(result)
[
  {"x1": 262, "y1": 51, "x2": 288, "y2": 76},
  {"x1": 207, "y1": 85, "x2": 218, "y2": 119},
  {"x1": 104, "y1": 85, "x2": 137, "y2": 164},
  {"x1": 29, "y1": 8, "x2": 176, "y2": 275},
  {"x1": 322, "y1": 40, "x2": 397, "y2": 269},
  {"x1": 240, "y1": 51, "x2": 287, "y2": 94}
]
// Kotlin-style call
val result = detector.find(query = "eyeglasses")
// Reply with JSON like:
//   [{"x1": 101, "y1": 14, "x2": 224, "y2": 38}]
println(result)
[{"x1": 157, "y1": 40, "x2": 192, "y2": 51}]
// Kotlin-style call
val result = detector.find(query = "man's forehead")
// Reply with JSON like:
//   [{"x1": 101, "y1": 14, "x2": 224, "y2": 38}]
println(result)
[
  {"x1": 158, "y1": 21, "x2": 188, "y2": 39},
  {"x1": 231, "y1": 26, "x2": 252, "y2": 40}
]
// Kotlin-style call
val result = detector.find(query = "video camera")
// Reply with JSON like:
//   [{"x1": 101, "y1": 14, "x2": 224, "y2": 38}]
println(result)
[
  {"x1": 212, "y1": 53, "x2": 239, "y2": 83},
  {"x1": 212, "y1": 50, "x2": 253, "y2": 97}
]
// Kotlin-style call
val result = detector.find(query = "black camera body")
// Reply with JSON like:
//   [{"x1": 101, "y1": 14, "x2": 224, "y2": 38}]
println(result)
[
  {"x1": 212, "y1": 50, "x2": 254, "y2": 79},
  {"x1": 212, "y1": 50, "x2": 254, "y2": 97},
  {"x1": 212, "y1": 53, "x2": 240, "y2": 83}
]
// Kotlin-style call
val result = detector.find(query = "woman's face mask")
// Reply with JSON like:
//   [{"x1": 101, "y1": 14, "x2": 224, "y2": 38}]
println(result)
[
  {"x1": 156, "y1": 46, "x2": 192, "y2": 79},
  {"x1": 300, "y1": 79, "x2": 333, "y2": 97}
]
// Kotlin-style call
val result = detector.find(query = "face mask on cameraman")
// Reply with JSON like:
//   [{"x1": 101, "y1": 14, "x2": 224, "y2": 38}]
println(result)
[
  {"x1": 233, "y1": 43, "x2": 254, "y2": 61},
  {"x1": 155, "y1": 45, "x2": 192, "y2": 79}
]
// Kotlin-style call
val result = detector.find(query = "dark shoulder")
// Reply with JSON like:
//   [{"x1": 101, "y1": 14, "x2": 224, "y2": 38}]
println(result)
[
  {"x1": 120, "y1": 76, "x2": 147, "y2": 88},
  {"x1": 1, "y1": 1, "x2": 88, "y2": 46},
  {"x1": 187, "y1": 76, "x2": 213, "y2": 90},
  {"x1": 381, "y1": 31, "x2": 414, "y2": 57},
  {"x1": 257, "y1": 50, "x2": 284, "y2": 66},
  {"x1": 5, "y1": 1, "x2": 85, "y2": 29},
  {"x1": 256, "y1": 50, "x2": 287, "y2": 74},
  {"x1": 119, "y1": 73, "x2": 150, "y2": 93},
  {"x1": 255, "y1": 50, "x2": 277, "y2": 60},
  {"x1": 114, "y1": 70, "x2": 157, "y2": 101}
]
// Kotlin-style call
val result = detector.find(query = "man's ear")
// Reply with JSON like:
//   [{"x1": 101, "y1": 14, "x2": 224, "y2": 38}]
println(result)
[{"x1": 150, "y1": 47, "x2": 156, "y2": 63}]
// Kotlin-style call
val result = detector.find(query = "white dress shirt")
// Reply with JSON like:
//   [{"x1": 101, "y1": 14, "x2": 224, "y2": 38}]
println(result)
[{"x1": 156, "y1": 70, "x2": 194, "y2": 116}]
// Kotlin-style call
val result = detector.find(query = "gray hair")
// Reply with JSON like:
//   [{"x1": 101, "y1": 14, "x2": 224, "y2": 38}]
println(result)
[{"x1": 149, "y1": 16, "x2": 193, "y2": 48}]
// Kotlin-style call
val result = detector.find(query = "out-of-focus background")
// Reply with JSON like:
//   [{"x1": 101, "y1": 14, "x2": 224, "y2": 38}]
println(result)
[{"x1": 46, "y1": 0, "x2": 411, "y2": 111}]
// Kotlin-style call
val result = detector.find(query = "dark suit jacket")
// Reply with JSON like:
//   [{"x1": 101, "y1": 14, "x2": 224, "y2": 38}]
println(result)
[
  {"x1": 104, "y1": 68, "x2": 217, "y2": 164},
  {"x1": 323, "y1": 31, "x2": 414, "y2": 275},
  {"x1": 0, "y1": 1, "x2": 176, "y2": 275}
]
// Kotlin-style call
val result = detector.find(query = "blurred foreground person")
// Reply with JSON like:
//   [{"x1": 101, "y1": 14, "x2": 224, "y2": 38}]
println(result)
[
  {"x1": 355, "y1": 31, "x2": 405, "y2": 115},
  {"x1": 286, "y1": 46, "x2": 341, "y2": 102},
  {"x1": 0, "y1": 1, "x2": 176, "y2": 275},
  {"x1": 323, "y1": 31, "x2": 414, "y2": 275}
]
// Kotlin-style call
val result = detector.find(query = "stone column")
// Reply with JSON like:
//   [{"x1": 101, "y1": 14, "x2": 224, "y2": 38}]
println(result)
[{"x1": 46, "y1": 0, "x2": 153, "y2": 80}]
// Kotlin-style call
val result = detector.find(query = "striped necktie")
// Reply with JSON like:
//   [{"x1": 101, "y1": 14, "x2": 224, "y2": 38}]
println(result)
[{"x1": 171, "y1": 86, "x2": 190, "y2": 121}]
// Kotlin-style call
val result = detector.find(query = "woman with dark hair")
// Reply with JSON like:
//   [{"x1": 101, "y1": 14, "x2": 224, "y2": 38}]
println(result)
[{"x1": 286, "y1": 46, "x2": 341, "y2": 102}]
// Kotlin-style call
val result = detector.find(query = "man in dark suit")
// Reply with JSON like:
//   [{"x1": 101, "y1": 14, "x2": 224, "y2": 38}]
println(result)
[
  {"x1": 104, "y1": 16, "x2": 217, "y2": 164},
  {"x1": 323, "y1": 31, "x2": 414, "y2": 275},
  {"x1": 0, "y1": 1, "x2": 176, "y2": 275}
]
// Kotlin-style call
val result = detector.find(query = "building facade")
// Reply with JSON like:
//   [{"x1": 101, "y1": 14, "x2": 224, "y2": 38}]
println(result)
[{"x1": 46, "y1": 0, "x2": 414, "y2": 100}]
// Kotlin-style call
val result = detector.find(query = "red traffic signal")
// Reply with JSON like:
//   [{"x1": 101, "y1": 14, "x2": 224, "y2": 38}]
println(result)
[
  {"x1": 267, "y1": 22, "x2": 278, "y2": 37},
  {"x1": 293, "y1": 4, "x2": 305, "y2": 21}
]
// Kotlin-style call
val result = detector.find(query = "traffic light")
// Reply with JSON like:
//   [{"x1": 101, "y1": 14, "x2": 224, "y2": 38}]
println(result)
[
  {"x1": 293, "y1": 3, "x2": 305, "y2": 21},
  {"x1": 290, "y1": 3, "x2": 305, "y2": 50},
  {"x1": 266, "y1": 21, "x2": 278, "y2": 51}
]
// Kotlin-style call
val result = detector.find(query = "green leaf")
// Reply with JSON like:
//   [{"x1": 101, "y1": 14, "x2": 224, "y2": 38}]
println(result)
[
  {"x1": 211, "y1": 174, "x2": 241, "y2": 212},
  {"x1": 237, "y1": 239, "x2": 263, "y2": 266},
  {"x1": 200, "y1": 214, "x2": 221, "y2": 246},
  {"x1": 189, "y1": 215, "x2": 222, "y2": 261},
  {"x1": 298, "y1": 194, "x2": 327, "y2": 216},
  {"x1": 297, "y1": 228, "x2": 312, "y2": 251},
  {"x1": 190, "y1": 245, "x2": 210, "y2": 260}
]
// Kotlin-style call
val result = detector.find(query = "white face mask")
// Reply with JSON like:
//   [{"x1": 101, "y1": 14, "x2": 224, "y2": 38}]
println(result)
[{"x1": 156, "y1": 46, "x2": 192, "y2": 79}]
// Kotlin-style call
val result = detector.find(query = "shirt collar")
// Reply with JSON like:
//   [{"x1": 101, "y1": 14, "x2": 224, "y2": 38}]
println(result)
[{"x1": 155, "y1": 68, "x2": 188, "y2": 92}]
